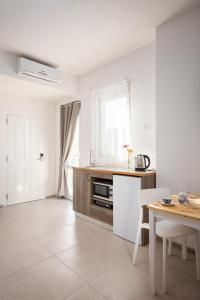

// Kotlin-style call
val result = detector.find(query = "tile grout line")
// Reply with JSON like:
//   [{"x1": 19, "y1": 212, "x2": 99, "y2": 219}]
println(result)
[
  {"x1": 60, "y1": 282, "x2": 107, "y2": 300},
  {"x1": 31, "y1": 233, "x2": 87, "y2": 257},
  {"x1": 53, "y1": 253, "x2": 89, "y2": 283},
  {"x1": 53, "y1": 254, "x2": 90, "y2": 299},
  {"x1": 86, "y1": 281, "x2": 109, "y2": 300},
  {"x1": 53, "y1": 252, "x2": 115, "y2": 300},
  {"x1": 0, "y1": 255, "x2": 55, "y2": 282}
]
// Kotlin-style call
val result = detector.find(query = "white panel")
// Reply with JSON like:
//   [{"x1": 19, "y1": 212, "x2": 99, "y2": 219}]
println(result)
[
  {"x1": 30, "y1": 122, "x2": 40, "y2": 160},
  {"x1": 7, "y1": 115, "x2": 30, "y2": 204},
  {"x1": 113, "y1": 175, "x2": 141, "y2": 243},
  {"x1": 15, "y1": 121, "x2": 25, "y2": 160},
  {"x1": 30, "y1": 121, "x2": 45, "y2": 200},
  {"x1": 15, "y1": 168, "x2": 25, "y2": 194},
  {"x1": 31, "y1": 166, "x2": 44, "y2": 192}
]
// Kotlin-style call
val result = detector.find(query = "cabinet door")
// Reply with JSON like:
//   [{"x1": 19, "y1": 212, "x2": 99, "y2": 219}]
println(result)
[
  {"x1": 73, "y1": 169, "x2": 90, "y2": 216},
  {"x1": 113, "y1": 175, "x2": 141, "y2": 243}
]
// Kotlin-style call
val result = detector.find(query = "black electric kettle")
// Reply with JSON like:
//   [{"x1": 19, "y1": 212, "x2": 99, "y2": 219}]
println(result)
[{"x1": 135, "y1": 154, "x2": 150, "y2": 171}]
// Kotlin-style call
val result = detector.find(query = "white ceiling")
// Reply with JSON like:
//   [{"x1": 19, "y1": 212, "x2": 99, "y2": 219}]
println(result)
[
  {"x1": 0, "y1": 74, "x2": 67, "y2": 101},
  {"x1": 0, "y1": 0, "x2": 198, "y2": 76}
]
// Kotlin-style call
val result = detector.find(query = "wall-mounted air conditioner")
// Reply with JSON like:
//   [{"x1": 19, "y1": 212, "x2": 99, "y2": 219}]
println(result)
[{"x1": 17, "y1": 57, "x2": 62, "y2": 84}]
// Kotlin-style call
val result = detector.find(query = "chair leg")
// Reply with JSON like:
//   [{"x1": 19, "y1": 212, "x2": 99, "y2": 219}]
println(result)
[
  {"x1": 162, "y1": 237, "x2": 167, "y2": 293},
  {"x1": 194, "y1": 233, "x2": 200, "y2": 280},
  {"x1": 182, "y1": 236, "x2": 187, "y2": 260},
  {"x1": 132, "y1": 221, "x2": 142, "y2": 265},
  {"x1": 168, "y1": 237, "x2": 172, "y2": 256}
]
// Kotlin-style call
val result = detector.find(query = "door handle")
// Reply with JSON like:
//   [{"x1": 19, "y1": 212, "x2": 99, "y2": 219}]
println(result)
[
  {"x1": 37, "y1": 153, "x2": 44, "y2": 161},
  {"x1": 87, "y1": 173, "x2": 90, "y2": 181}
]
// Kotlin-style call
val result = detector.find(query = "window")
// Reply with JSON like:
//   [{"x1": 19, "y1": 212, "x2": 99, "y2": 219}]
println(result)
[
  {"x1": 91, "y1": 81, "x2": 131, "y2": 167},
  {"x1": 65, "y1": 116, "x2": 79, "y2": 200}
]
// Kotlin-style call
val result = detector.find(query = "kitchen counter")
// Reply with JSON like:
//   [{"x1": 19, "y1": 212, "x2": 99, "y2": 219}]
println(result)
[
  {"x1": 73, "y1": 166, "x2": 156, "y2": 177},
  {"x1": 73, "y1": 166, "x2": 156, "y2": 244}
]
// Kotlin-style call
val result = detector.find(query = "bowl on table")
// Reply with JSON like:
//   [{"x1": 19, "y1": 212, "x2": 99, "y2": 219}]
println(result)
[{"x1": 160, "y1": 198, "x2": 174, "y2": 206}]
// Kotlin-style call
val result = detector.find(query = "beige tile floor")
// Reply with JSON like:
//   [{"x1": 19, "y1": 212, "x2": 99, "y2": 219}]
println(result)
[{"x1": 0, "y1": 198, "x2": 199, "y2": 300}]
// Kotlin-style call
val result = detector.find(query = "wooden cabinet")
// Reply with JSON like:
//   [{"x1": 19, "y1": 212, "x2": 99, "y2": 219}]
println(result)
[
  {"x1": 73, "y1": 167, "x2": 156, "y2": 236},
  {"x1": 73, "y1": 169, "x2": 90, "y2": 216},
  {"x1": 88, "y1": 171, "x2": 112, "y2": 180},
  {"x1": 90, "y1": 204, "x2": 113, "y2": 225},
  {"x1": 73, "y1": 169, "x2": 113, "y2": 225}
]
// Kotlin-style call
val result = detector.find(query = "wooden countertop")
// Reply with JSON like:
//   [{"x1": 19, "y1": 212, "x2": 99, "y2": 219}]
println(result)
[
  {"x1": 73, "y1": 166, "x2": 156, "y2": 177},
  {"x1": 148, "y1": 194, "x2": 200, "y2": 221}
]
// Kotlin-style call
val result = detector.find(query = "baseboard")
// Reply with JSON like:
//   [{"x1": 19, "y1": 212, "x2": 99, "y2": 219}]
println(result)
[
  {"x1": 46, "y1": 194, "x2": 56, "y2": 198},
  {"x1": 75, "y1": 212, "x2": 113, "y2": 231}
]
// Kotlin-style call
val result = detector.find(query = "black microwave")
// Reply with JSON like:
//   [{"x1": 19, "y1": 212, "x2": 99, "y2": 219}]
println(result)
[{"x1": 92, "y1": 181, "x2": 113, "y2": 202}]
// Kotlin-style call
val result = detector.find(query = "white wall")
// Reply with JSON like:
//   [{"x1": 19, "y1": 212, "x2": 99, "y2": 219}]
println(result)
[
  {"x1": 0, "y1": 49, "x2": 79, "y2": 205},
  {"x1": 0, "y1": 97, "x2": 57, "y2": 205},
  {"x1": 0, "y1": 50, "x2": 78, "y2": 96},
  {"x1": 78, "y1": 43, "x2": 156, "y2": 167},
  {"x1": 156, "y1": 6, "x2": 200, "y2": 193}
]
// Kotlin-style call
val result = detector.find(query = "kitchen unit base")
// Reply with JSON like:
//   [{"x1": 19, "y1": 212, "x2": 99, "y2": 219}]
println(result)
[
  {"x1": 73, "y1": 167, "x2": 156, "y2": 245},
  {"x1": 75, "y1": 212, "x2": 113, "y2": 231}
]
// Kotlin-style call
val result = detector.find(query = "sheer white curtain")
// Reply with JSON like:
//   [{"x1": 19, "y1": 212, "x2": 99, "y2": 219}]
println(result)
[{"x1": 91, "y1": 80, "x2": 131, "y2": 167}]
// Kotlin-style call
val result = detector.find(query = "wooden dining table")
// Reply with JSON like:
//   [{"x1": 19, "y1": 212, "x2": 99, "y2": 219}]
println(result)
[{"x1": 148, "y1": 194, "x2": 200, "y2": 295}]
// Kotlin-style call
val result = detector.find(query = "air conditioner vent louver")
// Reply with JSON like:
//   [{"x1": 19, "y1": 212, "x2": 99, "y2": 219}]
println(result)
[{"x1": 17, "y1": 57, "x2": 62, "y2": 84}]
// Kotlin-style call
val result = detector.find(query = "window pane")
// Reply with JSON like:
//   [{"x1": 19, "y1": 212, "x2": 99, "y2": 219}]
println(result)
[{"x1": 91, "y1": 81, "x2": 131, "y2": 166}]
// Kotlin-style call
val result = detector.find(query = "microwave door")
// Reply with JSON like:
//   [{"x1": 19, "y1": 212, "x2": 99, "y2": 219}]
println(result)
[{"x1": 93, "y1": 183, "x2": 109, "y2": 199}]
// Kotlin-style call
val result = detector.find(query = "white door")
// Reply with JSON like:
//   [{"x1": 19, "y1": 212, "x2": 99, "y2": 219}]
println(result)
[{"x1": 7, "y1": 115, "x2": 45, "y2": 205}]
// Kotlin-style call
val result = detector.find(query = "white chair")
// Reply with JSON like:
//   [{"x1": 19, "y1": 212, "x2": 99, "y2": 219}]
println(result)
[{"x1": 132, "y1": 188, "x2": 200, "y2": 293}]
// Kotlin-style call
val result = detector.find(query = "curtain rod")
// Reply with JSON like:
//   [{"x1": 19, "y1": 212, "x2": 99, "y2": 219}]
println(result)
[
  {"x1": 90, "y1": 77, "x2": 133, "y2": 93},
  {"x1": 62, "y1": 100, "x2": 81, "y2": 107}
]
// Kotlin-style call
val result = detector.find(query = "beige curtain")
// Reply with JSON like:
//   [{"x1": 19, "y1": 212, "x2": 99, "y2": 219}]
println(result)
[{"x1": 57, "y1": 101, "x2": 81, "y2": 197}]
